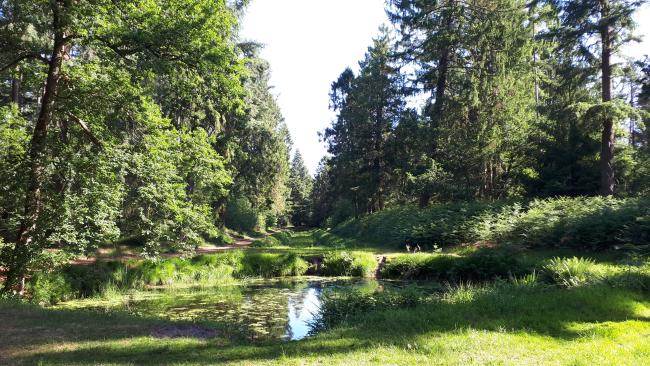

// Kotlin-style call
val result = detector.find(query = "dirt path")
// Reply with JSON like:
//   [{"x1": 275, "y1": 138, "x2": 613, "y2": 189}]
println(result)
[
  {"x1": 71, "y1": 235, "x2": 261, "y2": 265},
  {"x1": 195, "y1": 237, "x2": 254, "y2": 254}
]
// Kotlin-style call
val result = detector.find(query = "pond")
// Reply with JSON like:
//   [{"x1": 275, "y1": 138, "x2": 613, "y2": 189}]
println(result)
[{"x1": 61, "y1": 277, "x2": 425, "y2": 341}]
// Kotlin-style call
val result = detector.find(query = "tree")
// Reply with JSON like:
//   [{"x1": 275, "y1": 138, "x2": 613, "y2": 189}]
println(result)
[
  {"x1": 537, "y1": 0, "x2": 644, "y2": 195},
  {"x1": 288, "y1": 151, "x2": 313, "y2": 226},
  {"x1": 0, "y1": 0, "x2": 243, "y2": 292},
  {"x1": 224, "y1": 51, "x2": 292, "y2": 228},
  {"x1": 390, "y1": 0, "x2": 538, "y2": 199},
  {"x1": 324, "y1": 29, "x2": 407, "y2": 214}
]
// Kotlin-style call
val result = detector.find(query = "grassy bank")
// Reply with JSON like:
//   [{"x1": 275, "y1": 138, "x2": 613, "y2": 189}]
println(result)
[{"x1": 27, "y1": 232, "x2": 383, "y2": 305}]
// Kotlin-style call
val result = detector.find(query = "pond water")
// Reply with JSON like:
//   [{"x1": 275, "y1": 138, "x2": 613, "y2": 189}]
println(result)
[{"x1": 65, "y1": 277, "x2": 416, "y2": 341}]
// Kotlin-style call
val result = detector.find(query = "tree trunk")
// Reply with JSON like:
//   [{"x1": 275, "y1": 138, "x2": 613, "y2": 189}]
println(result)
[
  {"x1": 2, "y1": 16, "x2": 67, "y2": 292},
  {"x1": 599, "y1": 0, "x2": 615, "y2": 196},
  {"x1": 11, "y1": 73, "x2": 21, "y2": 106}
]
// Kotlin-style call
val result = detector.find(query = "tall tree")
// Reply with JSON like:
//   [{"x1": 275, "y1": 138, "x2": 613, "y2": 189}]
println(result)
[
  {"x1": 0, "y1": 0, "x2": 243, "y2": 292},
  {"x1": 288, "y1": 151, "x2": 313, "y2": 226},
  {"x1": 539, "y1": 0, "x2": 644, "y2": 195},
  {"x1": 224, "y1": 49, "x2": 292, "y2": 227},
  {"x1": 324, "y1": 29, "x2": 407, "y2": 213}
]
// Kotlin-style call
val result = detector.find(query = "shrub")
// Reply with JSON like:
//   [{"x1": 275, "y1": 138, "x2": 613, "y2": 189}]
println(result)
[
  {"x1": 450, "y1": 250, "x2": 526, "y2": 282},
  {"x1": 495, "y1": 197, "x2": 650, "y2": 250},
  {"x1": 224, "y1": 197, "x2": 264, "y2": 233},
  {"x1": 203, "y1": 232, "x2": 235, "y2": 246},
  {"x1": 29, "y1": 271, "x2": 73, "y2": 305},
  {"x1": 381, "y1": 253, "x2": 428, "y2": 279},
  {"x1": 333, "y1": 201, "x2": 513, "y2": 249},
  {"x1": 271, "y1": 231, "x2": 292, "y2": 245},
  {"x1": 543, "y1": 257, "x2": 602, "y2": 288},
  {"x1": 381, "y1": 250, "x2": 525, "y2": 282},
  {"x1": 321, "y1": 251, "x2": 378, "y2": 277},
  {"x1": 332, "y1": 196, "x2": 650, "y2": 251},
  {"x1": 314, "y1": 286, "x2": 424, "y2": 330}
]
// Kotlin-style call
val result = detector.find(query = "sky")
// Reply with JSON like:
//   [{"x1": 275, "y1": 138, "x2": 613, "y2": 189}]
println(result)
[{"x1": 241, "y1": 1, "x2": 650, "y2": 176}]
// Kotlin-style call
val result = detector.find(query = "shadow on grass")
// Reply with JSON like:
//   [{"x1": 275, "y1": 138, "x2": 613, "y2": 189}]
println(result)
[
  {"x1": 1, "y1": 300, "x2": 369, "y2": 365},
  {"x1": 6, "y1": 281, "x2": 650, "y2": 365},
  {"x1": 334, "y1": 283, "x2": 650, "y2": 342}
]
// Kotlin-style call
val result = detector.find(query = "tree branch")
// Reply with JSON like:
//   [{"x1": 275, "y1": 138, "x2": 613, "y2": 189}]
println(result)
[
  {"x1": 68, "y1": 114, "x2": 104, "y2": 149},
  {"x1": 0, "y1": 53, "x2": 48, "y2": 73}
]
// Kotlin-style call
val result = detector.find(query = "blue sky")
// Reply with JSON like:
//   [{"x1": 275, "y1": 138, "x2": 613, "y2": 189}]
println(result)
[{"x1": 241, "y1": 1, "x2": 650, "y2": 175}]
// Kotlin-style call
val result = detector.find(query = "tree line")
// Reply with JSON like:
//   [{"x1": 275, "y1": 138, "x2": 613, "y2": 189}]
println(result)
[{"x1": 310, "y1": 0, "x2": 650, "y2": 227}]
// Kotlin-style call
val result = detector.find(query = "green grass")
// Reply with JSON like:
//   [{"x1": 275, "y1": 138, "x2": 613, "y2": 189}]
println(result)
[
  {"x1": 9, "y1": 223, "x2": 650, "y2": 365},
  {"x1": 2, "y1": 282, "x2": 650, "y2": 365}
]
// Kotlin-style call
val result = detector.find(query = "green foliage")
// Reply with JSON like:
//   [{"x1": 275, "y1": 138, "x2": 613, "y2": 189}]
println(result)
[
  {"x1": 333, "y1": 201, "x2": 510, "y2": 248},
  {"x1": 494, "y1": 196, "x2": 650, "y2": 250},
  {"x1": 270, "y1": 231, "x2": 292, "y2": 245},
  {"x1": 324, "y1": 199, "x2": 355, "y2": 228},
  {"x1": 224, "y1": 197, "x2": 264, "y2": 233},
  {"x1": 240, "y1": 253, "x2": 308, "y2": 277},
  {"x1": 543, "y1": 257, "x2": 603, "y2": 288},
  {"x1": 225, "y1": 54, "x2": 291, "y2": 227},
  {"x1": 288, "y1": 151, "x2": 313, "y2": 226},
  {"x1": 0, "y1": 106, "x2": 28, "y2": 241},
  {"x1": 29, "y1": 272, "x2": 73, "y2": 305},
  {"x1": 250, "y1": 236, "x2": 282, "y2": 248},
  {"x1": 381, "y1": 251, "x2": 524, "y2": 282},
  {"x1": 321, "y1": 251, "x2": 378, "y2": 277},
  {"x1": 333, "y1": 196, "x2": 650, "y2": 250},
  {"x1": 315, "y1": 286, "x2": 424, "y2": 330}
]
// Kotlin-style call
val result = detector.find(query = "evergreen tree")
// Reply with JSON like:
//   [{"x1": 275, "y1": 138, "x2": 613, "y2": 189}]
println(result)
[
  {"x1": 536, "y1": 0, "x2": 644, "y2": 195},
  {"x1": 288, "y1": 151, "x2": 313, "y2": 226},
  {"x1": 324, "y1": 29, "x2": 407, "y2": 214}
]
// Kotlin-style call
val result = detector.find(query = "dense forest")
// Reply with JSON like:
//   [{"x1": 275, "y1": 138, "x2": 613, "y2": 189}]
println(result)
[
  {"x1": 315, "y1": 0, "x2": 650, "y2": 226},
  {"x1": 0, "y1": 0, "x2": 649, "y2": 292}
]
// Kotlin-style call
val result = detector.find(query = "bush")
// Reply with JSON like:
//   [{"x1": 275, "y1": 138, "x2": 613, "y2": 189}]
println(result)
[
  {"x1": 224, "y1": 197, "x2": 264, "y2": 233},
  {"x1": 271, "y1": 231, "x2": 292, "y2": 245},
  {"x1": 543, "y1": 257, "x2": 602, "y2": 288},
  {"x1": 29, "y1": 272, "x2": 73, "y2": 305},
  {"x1": 495, "y1": 197, "x2": 650, "y2": 250},
  {"x1": 333, "y1": 201, "x2": 513, "y2": 249},
  {"x1": 314, "y1": 286, "x2": 424, "y2": 330},
  {"x1": 451, "y1": 250, "x2": 526, "y2": 282},
  {"x1": 381, "y1": 250, "x2": 525, "y2": 282},
  {"x1": 321, "y1": 251, "x2": 378, "y2": 277},
  {"x1": 381, "y1": 253, "x2": 455, "y2": 280},
  {"x1": 332, "y1": 196, "x2": 650, "y2": 251}
]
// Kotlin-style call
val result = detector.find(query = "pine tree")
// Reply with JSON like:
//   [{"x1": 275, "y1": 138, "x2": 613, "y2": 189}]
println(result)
[
  {"x1": 288, "y1": 151, "x2": 313, "y2": 226},
  {"x1": 536, "y1": 0, "x2": 644, "y2": 195}
]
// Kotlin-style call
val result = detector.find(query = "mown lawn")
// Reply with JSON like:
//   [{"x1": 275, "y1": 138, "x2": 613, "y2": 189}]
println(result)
[{"x1": 2, "y1": 282, "x2": 649, "y2": 365}]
